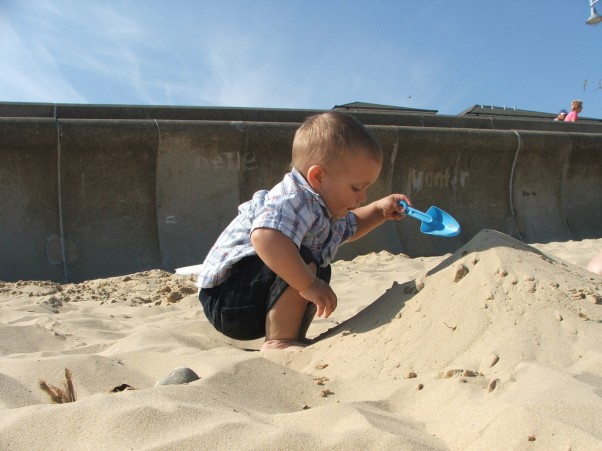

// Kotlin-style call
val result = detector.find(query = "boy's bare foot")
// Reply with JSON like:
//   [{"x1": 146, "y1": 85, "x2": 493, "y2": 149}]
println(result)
[{"x1": 261, "y1": 339, "x2": 306, "y2": 352}]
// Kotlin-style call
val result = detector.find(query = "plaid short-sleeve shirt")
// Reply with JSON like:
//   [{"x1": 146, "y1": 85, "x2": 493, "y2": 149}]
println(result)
[{"x1": 197, "y1": 168, "x2": 357, "y2": 288}]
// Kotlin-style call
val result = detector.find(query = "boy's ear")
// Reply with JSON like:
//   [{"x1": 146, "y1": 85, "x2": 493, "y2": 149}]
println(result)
[{"x1": 306, "y1": 165, "x2": 323, "y2": 189}]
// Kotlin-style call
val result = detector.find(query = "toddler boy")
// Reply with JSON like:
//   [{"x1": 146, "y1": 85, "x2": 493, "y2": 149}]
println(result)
[{"x1": 198, "y1": 111, "x2": 411, "y2": 350}]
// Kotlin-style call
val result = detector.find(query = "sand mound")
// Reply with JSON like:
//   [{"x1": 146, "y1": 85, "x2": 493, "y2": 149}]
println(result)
[
  {"x1": 266, "y1": 229, "x2": 602, "y2": 448},
  {"x1": 293, "y1": 230, "x2": 602, "y2": 376}
]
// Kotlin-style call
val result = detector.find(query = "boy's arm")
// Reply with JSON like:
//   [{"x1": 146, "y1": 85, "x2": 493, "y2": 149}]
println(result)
[
  {"x1": 250, "y1": 227, "x2": 337, "y2": 317},
  {"x1": 349, "y1": 194, "x2": 411, "y2": 242}
]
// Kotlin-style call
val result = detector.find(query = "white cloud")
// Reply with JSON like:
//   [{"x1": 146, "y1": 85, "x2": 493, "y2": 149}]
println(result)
[
  {"x1": 1, "y1": 1, "x2": 162, "y2": 104},
  {"x1": 0, "y1": 13, "x2": 86, "y2": 102}
]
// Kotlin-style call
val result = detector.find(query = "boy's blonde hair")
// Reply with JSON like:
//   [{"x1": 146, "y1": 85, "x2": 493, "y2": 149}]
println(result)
[{"x1": 291, "y1": 111, "x2": 382, "y2": 173}]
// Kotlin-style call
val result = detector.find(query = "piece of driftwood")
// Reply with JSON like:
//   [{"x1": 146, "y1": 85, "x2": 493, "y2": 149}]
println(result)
[{"x1": 39, "y1": 368, "x2": 77, "y2": 403}]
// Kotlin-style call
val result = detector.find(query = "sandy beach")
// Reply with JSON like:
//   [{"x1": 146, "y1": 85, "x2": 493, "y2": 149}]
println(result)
[{"x1": 1, "y1": 229, "x2": 601, "y2": 450}]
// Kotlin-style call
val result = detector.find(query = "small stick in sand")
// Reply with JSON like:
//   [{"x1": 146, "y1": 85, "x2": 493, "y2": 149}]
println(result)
[{"x1": 39, "y1": 368, "x2": 77, "y2": 403}]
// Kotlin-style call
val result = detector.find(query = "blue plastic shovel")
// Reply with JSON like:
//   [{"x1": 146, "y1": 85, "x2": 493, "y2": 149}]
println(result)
[{"x1": 399, "y1": 200, "x2": 461, "y2": 237}]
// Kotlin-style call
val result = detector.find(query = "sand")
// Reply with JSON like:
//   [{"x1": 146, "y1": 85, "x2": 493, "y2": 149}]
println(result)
[{"x1": 1, "y1": 230, "x2": 601, "y2": 450}]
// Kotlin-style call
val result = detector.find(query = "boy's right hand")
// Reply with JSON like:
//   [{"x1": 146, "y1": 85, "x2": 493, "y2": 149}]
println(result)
[{"x1": 299, "y1": 278, "x2": 337, "y2": 318}]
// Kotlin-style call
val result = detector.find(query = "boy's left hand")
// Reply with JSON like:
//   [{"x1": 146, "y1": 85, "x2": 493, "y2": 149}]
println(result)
[{"x1": 380, "y1": 194, "x2": 412, "y2": 220}]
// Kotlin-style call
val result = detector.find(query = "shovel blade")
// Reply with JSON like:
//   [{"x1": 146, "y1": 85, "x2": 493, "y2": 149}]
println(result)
[
  {"x1": 399, "y1": 201, "x2": 461, "y2": 238},
  {"x1": 420, "y1": 206, "x2": 461, "y2": 237}
]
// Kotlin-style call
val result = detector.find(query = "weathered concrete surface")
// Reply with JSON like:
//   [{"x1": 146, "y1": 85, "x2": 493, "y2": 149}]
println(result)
[
  {"x1": 58, "y1": 120, "x2": 161, "y2": 281},
  {"x1": 1, "y1": 105, "x2": 601, "y2": 282},
  {"x1": 0, "y1": 119, "x2": 63, "y2": 281},
  {"x1": 156, "y1": 121, "x2": 247, "y2": 272}
]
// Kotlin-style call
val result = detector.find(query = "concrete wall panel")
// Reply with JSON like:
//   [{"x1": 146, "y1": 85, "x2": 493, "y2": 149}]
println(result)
[
  {"x1": 155, "y1": 121, "x2": 246, "y2": 270},
  {"x1": 58, "y1": 120, "x2": 160, "y2": 281},
  {"x1": 0, "y1": 119, "x2": 64, "y2": 281},
  {"x1": 510, "y1": 132, "x2": 573, "y2": 243},
  {"x1": 563, "y1": 133, "x2": 602, "y2": 241}
]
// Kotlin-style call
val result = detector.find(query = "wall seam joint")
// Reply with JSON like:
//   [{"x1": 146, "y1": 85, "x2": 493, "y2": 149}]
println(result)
[
  {"x1": 509, "y1": 130, "x2": 524, "y2": 241},
  {"x1": 56, "y1": 119, "x2": 69, "y2": 282},
  {"x1": 153, "y1": 119, "x2": 166, "y2": 268}
]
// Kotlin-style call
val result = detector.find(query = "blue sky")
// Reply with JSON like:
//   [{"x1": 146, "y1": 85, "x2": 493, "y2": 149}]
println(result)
[{"x1": 2, "y1": 0, "x2": 601, "y2": 118}]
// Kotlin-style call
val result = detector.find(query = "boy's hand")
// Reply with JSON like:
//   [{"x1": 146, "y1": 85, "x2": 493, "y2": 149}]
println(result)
[
  {"x1": 380, "y1": 194, "x2": 412, "y2": 220},
  {"x1": 349, "y1": 194, "x2": 413, "y2": 242},
  {"x1": 299, "y1": 278, "x2": 337, "y2": 318}
]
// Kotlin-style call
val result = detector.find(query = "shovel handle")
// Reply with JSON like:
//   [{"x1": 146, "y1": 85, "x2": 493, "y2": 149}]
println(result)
[{"x1": 399, "y1": 201, "x2": 433, "y2": 223}]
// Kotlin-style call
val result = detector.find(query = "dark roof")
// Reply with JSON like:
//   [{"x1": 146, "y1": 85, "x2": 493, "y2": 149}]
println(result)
[
  {"x1": 459, "y1": 104, "x2": 602, "y2": 123},
  {"x1": 333, "y1": 102, "x2": 438, "y2": 115},
  {"x1": 458, "y1": 104, "x2": 556, "y2": 119}
]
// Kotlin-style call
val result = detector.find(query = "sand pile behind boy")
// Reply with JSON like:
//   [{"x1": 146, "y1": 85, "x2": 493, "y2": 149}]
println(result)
[{"x1": 268, "y1": 229, "x2": 602, "y2": 448}]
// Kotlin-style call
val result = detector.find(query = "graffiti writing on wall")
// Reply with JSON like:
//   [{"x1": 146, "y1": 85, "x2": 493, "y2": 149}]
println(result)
[
  {"x1": 196, "y1": 152, "x2": 239, "y2": 171},
  {"x1": 195, "y1": 150, "x2": 257, "y2": 172},
  {"x1": 409, "y1": 167, "x2": 469, "y2": 191}
]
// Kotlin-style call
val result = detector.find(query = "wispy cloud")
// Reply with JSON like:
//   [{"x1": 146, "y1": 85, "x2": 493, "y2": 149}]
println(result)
[
  {"x1": 0, "y1": 11, "x2": 86, "y2": 102},
  {"x1": 1, "y1": 1, "x2": 162, "y2": 104},
  {"x1": 36, "y1": 3, "x2": 149, "y2": 102}
]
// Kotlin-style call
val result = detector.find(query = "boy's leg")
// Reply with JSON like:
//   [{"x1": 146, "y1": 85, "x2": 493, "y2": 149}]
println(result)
[
  {"x1": 262, "y1": 263, "x2": 317, "y2": 350},
  {"x1": 297, "y1": 302, "x2": 317, "y2": 344}
]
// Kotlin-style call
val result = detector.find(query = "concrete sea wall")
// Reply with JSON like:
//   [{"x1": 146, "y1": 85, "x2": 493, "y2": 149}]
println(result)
[{"x1": 1, "y1": 103, "x2": 601, "y2": 282}]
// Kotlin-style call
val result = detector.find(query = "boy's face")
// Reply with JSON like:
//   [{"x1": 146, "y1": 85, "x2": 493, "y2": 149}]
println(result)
[{"x1": 314, "y1": 151, "x2": 382, "y2": 219}]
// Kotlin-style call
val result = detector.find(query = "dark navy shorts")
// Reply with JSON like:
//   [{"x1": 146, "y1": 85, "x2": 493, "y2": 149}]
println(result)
[{"x1": 199, "y1": 246, "x2": 331, "y2": 340}]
